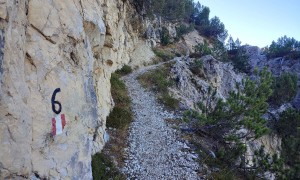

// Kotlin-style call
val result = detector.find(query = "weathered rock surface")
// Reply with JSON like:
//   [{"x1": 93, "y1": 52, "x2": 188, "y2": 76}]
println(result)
[
  {"x1": 144, "y1": 17, "x2": 178, "y2": 46},
  {"x1": 0, "y1": 0, "x2": 154, "y2": 179},
  {"x1": 181, "y1": 30, "x2": 205, "y2": 54},
  {"x1": 170, "y1": 55, "x2": 243, "y2": 110}
]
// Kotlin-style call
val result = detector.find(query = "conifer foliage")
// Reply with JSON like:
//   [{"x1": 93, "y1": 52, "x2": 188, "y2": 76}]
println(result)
[
  {"x1": 186, "y1": 68, "x2": 274, "y2": 174},
  {"x1": 264, "y1": 36, "x2": 300, "y2": 59},
  {"x1": 198, "y1": 68, "x2": 273, "y2": 142},
  {"x1": 133, "y1": 0, "x2": 228, "y2": 41}
]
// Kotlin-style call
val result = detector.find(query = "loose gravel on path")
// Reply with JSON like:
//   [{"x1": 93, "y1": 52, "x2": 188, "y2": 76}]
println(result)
[{"x1": 122, "y1": 61, "x2": 200, "y2": 180}]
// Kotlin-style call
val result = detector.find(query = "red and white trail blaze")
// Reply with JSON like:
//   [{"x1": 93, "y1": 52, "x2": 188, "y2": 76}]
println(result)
[{"x1": 52, "y1": 114, "x2": 66, "y2": 136}]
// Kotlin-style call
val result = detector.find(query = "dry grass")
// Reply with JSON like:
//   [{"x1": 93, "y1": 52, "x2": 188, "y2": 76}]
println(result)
[
  {"x1": 138, "y1": 64, "x2": 179, "y2": 110},
  {"x1": 102, "y1": 128, "x2": 129, "y2": 169},
  {"x1": 91, "y1": 152, "x2": 126, "y2": 180}
]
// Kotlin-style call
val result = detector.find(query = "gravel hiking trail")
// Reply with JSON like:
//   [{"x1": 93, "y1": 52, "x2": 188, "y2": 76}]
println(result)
[{"x1": 122, "y1": 59, "x2": 201, "y2": 180}]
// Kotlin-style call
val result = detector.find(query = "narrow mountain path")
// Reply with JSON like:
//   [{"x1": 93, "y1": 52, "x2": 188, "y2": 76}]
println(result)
[{"x1": 122, "y1": 59, "x2": 200, "y2": 179}]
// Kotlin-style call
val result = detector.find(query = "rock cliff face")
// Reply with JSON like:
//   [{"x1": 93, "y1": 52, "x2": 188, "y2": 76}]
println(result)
[
  {"x1": 0, "y1": 0, "x2": 154, "y2": 179},
  {"x1": 170, "y1": 55, "x2": 243, "y2": 110}
]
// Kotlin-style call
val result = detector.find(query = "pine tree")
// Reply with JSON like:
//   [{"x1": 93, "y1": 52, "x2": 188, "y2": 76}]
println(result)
[
  {"x1": 195, "y1": 6, "x2": 210, "y2": 26},
  {"x1": 208, "y1": 16, "x2": 228, "y2": 41},
  {"x1": 235, "y1": 38, "x2": 241, "y2": 47},
  {"x1": 196, "y1": 68, "x2": 273, "y2": 155},
  {"x1": 227, "y1": 36, "x2": 236, "y2": 50}
]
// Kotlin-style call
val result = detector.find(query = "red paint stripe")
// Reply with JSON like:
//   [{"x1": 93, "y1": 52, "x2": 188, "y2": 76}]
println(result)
[
  {"x1": 61, "y1": 114, "x2": 66, "y2": 129},
  {"x1": 52, "y1": 118, "x2": 56, "y2": 136}
]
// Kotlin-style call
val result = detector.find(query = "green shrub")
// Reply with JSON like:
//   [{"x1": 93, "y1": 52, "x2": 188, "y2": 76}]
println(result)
[
  {"x1": 107, "y1": 73, "x2": 132, "y2": 129},
  {"x1": 194, "y1": 59, "x2": 204, "y2": 68},
  {"x1": 175, "y1": 23, "x2": 194, "y2": 40},
  {"x1": 136, "y1": 0, "x2": 194, "y2": 22},
  {"x1": 92, "y1": 152, "x2": 125, "y2": 180},
  {"x1": 159, "y1": 93, "x2": 180, "y2": 110},
  {"x1": 138, "y1": 68, "x2": 173, "y2": 92},
  {"x1": 106, "y1": 107, "x2": 132, "y2": 129},
  {"x1": 110, "y1": 74, "x2": 130, "y2": 106},
  {"x1": 209, "y1": 168, "x2": 235, "y2": 180},
  {"x1": 269, "y1": 72, "x2": 298, "y2": 106},
  {"x1": 115, "y1": 65, "x2": 132, "y2": 76},
  {"x1": 161, "y1": 27, "x2": 171, "y2": 46},
  {"x1": 153, "y1": 48, "x2": 175, "y2": 61},
  {"x1": 193, "y1": 41, "x2": 212, "y2": 57},
  {"x1": 212, "y1": 40, "x2": 228, "y2": 61},
  {"x1": 189, "y1": 59, "x2": 205, "y2": 76}
]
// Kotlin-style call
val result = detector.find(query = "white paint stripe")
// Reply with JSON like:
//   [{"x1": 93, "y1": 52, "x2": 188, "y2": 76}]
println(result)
[{"x1": 56, "y1": 114, "x2": 63, "y2": 135}]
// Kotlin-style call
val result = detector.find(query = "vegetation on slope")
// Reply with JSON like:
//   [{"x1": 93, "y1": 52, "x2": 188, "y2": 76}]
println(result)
[
  {"x1": 263, "y1": 36, "x2": 300, "y2": 59},
  {"x1": 92, "y1": 65, "x2": 133, "y2": 180},
  {"x1": 183, "y1": 64, "x2": 299, "y2": 178},
  {"x1": 136, "y1": 1, "x2": 300, "y2": 177},
  {"x1": 152, "y1": 48, "x2": 176, "y2": 62},
  {"x1": 134, "y1": 0, "x2": 228, "y2": 42},
  {"x1": 92, "y1": 152, "x2": 125, "y2": 180},
  {"x1": 202, "y1": 68, "x2": 272, "y2": 144},
  {"x1": 269, "y1": 72, "x2": 298, "y2": 106},
  {"x1": 274, "y1": 109, "x2": 300, "y2": 179},
  {"x1": 138, "y1": 63, "x2": 179, "y2": 110},
  {"x1": 107, "y1": 69, "x2": 133, "y2": 129},
  {"x1": 191, "y1": 36, "x2": 250, "y2": 74}
]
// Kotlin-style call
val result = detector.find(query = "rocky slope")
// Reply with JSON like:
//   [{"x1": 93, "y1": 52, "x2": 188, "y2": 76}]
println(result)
[
  {"x1": 246, "y1": 46, "x2": 300, "y2": 109},
  {"x1": 170, "y1": 55, "x2": 243, "y2": 110},
  {"x1": 168, "y1": 55, "x2": 283, "y2": 179},
  {"x1": 0, "y1": 0, "x2": 157, "y2": 179}
]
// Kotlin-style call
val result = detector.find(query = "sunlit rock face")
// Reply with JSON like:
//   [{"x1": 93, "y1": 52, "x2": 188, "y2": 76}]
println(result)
[
  {"x1": 170, "y1": 55, "x2": 243, "y2": 110},
  {"x1": 0, "y1": 0, "x2": 154, "y2": 178}
]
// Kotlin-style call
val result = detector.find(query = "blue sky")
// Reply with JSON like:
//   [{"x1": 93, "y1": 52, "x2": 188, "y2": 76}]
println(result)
[{"x1": 197, "y1": 0, "x2": 300, "y2": 47}]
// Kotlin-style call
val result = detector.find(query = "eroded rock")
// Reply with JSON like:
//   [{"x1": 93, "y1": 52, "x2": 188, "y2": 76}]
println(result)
[
  {"x1": 0, "y1": 0, "x2": 154, "y2": 179},
  {"x1": 170, "y1": 55, "x2": 243, "y2": 110}
]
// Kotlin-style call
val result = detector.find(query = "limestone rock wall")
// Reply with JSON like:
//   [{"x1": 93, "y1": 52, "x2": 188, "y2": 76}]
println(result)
[
  {"x1": 170, "y1": 55, "x2": 243, "y2": 110},
  {"x1": 143, "y1": 17, "x2": 178, "y2": 47},
  {"x1": 0, "y1": 0, "x2": 154, "y2": 179}
]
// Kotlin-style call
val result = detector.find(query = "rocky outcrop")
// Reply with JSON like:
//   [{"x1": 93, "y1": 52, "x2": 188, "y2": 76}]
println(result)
[
  {"x1": 143, "y1": 17, "x2": 178, "y2": 47},
  {"x1": 245, "y1": 46, "x2": 300, "y2": 110},
  {"x1": 170, "y1": 55, "x2": 243, "y2": 110},
  {"x1": 0, "y1": 0, "x2": 154, "y2": 179},
  {"x1": 181, "y1": 30, "x2": 205, "y2": 54}
]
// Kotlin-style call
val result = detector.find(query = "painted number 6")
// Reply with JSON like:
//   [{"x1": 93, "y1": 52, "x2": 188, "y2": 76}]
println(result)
[{"x1": 51, "y1": 88, "x2": 62, "y2": 114}]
